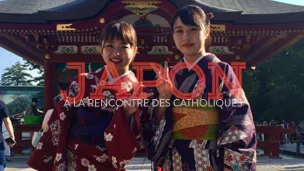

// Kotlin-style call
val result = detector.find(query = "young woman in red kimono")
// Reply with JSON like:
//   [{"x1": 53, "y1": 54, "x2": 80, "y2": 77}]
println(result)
[
  {"x1": 28, "y1": 21, "x2": 152, "y2": 171},
  {"x1": 147, "y1": 5, "x2": 256, "y2": 171}
]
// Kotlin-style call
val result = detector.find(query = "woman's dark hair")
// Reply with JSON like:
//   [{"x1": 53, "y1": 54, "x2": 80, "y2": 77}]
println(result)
[
  {"x1": 171, "y1": 5, "x2": 213, "y2": 30},
  {"x1": 100, "y1": 21, "x2": 137, "y2": 50},
  {"x1": 171, "y1": 5, "x2": 214, "y2": 47}
]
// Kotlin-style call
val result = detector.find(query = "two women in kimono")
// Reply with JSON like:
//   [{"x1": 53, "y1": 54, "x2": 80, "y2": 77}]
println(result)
[
  {"x1": 148, "y1": 5, "x2": 256, "y2": 171},
  {"x1": 28, "y1": 21, "x2": 152, "y2": 170},
  {"x1": 28, "y1": 4, "x2": 256, "y2": 171}
]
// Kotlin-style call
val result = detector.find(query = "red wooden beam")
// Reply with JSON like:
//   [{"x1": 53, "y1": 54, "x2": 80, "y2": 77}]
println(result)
[
  {"x1": 0, "y1": 36, "x2": 43, "y2": 65},
  {"x1": 44, "y1": 60, "x2": 56, "y2": 111}
]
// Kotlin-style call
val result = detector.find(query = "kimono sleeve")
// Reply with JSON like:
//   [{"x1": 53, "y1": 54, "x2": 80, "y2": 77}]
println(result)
[
  {"x1": 102, "y1": 85, "x2": 149, "y2": 169},
  {"x1": 27, "y1": 97, "x2": 75, "y2": 171},
  {"x1": 27, "y1": 78, "x2": 80, "y2": 170},
  {"x1": 217, "y1": 63, "x2": 257, "y2": 171},
  {"x1": 142, "y1": 87, "x2": 174, "y2": 166}
]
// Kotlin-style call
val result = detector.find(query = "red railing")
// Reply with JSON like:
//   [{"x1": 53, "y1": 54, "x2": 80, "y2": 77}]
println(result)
[
  {"x1": 14, "y1": 124, "x2": 40, "y2": 154},
  {"x1": 256, "y1": 126, "x2": 293, "y2": 158}
]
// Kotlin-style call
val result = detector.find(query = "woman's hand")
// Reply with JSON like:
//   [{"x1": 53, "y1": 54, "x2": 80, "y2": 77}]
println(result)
[
  {"x1": 8, "y1": 136, "x2": 16, "y2": 147},
  {"x1": 42, "y1": 123, "x2": 49, "y2": 132},
  {"x1": 152, "y1": 61, "x2": 173, "y2": 100}
]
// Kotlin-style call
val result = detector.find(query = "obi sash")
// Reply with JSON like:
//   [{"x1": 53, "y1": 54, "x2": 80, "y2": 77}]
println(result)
[{"x1": 172, "y1": 101, "x2": 219, "y2": 140}]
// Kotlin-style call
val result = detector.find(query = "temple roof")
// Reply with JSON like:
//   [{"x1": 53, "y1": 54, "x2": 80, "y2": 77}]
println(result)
[
  {"x1": 189, "y1": 0, "x2": 304, "y2": 14},
  {"x1": 0, "y1": 0, "x2": 304, "y2": 24},
  {"x1": 0, "y1": 0, "x2": 77, "y2": 14}
]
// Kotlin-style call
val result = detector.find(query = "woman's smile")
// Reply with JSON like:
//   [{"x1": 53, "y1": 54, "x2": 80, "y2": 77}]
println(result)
[{"x1": 110, "y1": 58, "x2": 122, "y2": 63}]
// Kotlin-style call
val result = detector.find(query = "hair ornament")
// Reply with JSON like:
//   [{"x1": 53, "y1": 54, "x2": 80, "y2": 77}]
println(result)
[{"x1": 206, "y1": 12, "x2": 214, "y2": 20}]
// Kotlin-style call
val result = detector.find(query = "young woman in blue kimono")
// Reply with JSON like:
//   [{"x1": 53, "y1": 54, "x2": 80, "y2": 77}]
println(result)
[{"x1": 147, "y1": 5, "x2": 256, "y2": 171}]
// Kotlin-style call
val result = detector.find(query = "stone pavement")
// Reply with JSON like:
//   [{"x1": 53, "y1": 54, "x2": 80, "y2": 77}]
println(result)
[
  {"x1": 5, "y1": 155, "x2": 152, "y2": 171},
  {"x1": 5, "y1": 153, "x2": 304, "y2": 171},
  {"x1": 257, "y1": 155, "x2": 304, "y2": 171}
]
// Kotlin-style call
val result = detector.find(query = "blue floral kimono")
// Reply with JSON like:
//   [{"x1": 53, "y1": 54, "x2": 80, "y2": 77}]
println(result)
[{"x1": 147, "y1": 53, "x2": 256, "y2": 171}]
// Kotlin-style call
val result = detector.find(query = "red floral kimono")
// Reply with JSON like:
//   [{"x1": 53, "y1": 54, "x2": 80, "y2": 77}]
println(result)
[{"x1": 28, "y1": 68, "x2": 144, "y2": 171}]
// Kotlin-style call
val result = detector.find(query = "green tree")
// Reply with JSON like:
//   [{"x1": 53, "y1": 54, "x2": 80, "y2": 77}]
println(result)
[
  {"x1": 0, "y1": 61, "x2": 33, "y2": 86},
  {"x1": 23, "y1": 59, "x2": 44, "y2": 86},
  {"x1": 7, "y1": 96, "x2": 30, "y2": 116},
  {"x1": 242, "y1": 69, "x2": 261, "y2": 120},
  {"x1": 262, "y1": 43, "x2": 304, "y2": 122},
  {"x1": 244, "y1": 39, "x2": 304, "y2": 122}
]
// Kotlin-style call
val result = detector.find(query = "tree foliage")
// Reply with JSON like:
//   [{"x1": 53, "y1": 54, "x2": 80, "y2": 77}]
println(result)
[
  {"x1": 22, "y1": 59, "x2": 44, "y2": 86},
  {"x1": 243, "y1": 39, "x2": 304, "y2": 122},
  {"x1": 0, "y1": 61, "x2": 33, "y2": 86}
]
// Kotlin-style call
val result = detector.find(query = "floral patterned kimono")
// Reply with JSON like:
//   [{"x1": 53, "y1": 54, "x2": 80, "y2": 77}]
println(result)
[
  {"x1": 147, "y1": 54, "x2": 256, "y2": 171},
  {"x1": 28, "y1": 67, "x2": 145, "y2": 171}
]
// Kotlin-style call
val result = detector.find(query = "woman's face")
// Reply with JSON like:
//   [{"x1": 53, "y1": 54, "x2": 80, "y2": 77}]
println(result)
[
  {"x1": 173, "y1": 16, "x2": 209, "y2": 59},
  {"x1": 102, "y1": 38, "x2": 137, "y2": 72}
]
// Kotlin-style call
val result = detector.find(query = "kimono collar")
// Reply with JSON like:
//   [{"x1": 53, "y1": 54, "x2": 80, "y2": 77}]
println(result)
[
  {"x1": 105, "y1": 67, "x2": 133, "y2": 84},
  {"x1": 183, "y1": 53, "x2": 211, "y2": 71}
]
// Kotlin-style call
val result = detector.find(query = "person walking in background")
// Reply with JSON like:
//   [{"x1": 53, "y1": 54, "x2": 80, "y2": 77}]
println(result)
[
  {"x1": 269, "y1": 119, "x2": 276, "y2": 126},
  {"x1": 299, "y1": 120, "x2": 304, "y2": 145},
  {"x1": 282, "y1": 120, "x2": 289, "y2": 144},
  {"x1": 263, "y1": 121, "x2": 268, "y2": 126},
  {"x1": 290, "y1": 121, "x2": 297, "y2": 144},
  {"x1": 260, "y1": 121, "x2": 268, "y2": 142},
  {"x1": 25, "y1": 97, "x2": 44, "y2": 116},
  {"x1": 2, "y1": 124, "x2": 11, "y2": 162},
  {"x1": 0, "y1": 100, "x2": 16, "y2": 171}
]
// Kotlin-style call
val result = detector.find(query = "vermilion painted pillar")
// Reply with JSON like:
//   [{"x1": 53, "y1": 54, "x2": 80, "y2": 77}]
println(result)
[{"x1": 44, "y1": 57, "x2": 55, "y2": 112}]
